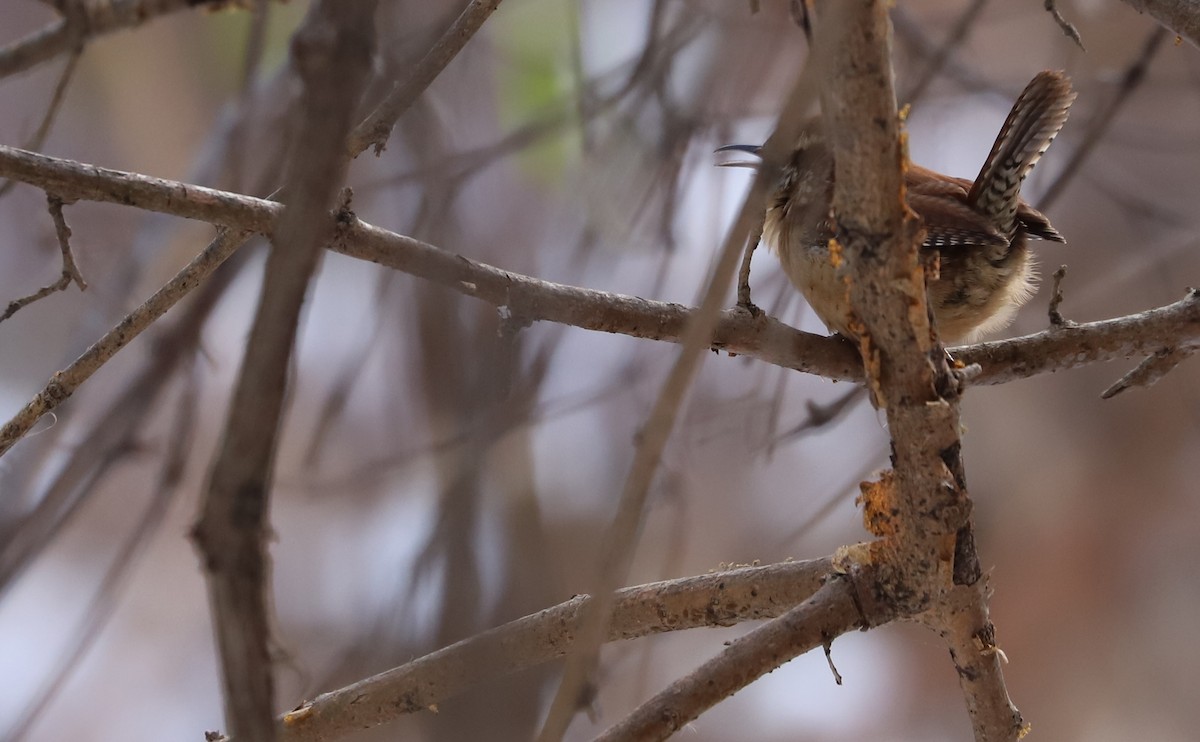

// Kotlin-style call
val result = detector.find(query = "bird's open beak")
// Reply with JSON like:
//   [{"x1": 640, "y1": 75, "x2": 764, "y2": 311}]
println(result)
[{"x1": 715, "y1": 143, "x2": 762, "y2": 169}]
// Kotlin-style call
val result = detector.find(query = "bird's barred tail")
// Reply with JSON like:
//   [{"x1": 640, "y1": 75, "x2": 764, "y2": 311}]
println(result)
[{"x1": 968, "y1": 70, "x2": 1076, "y2": 234}]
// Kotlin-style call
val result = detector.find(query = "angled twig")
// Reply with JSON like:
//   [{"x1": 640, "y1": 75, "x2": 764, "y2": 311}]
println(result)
[
  {"x1": 1101, "y1": 344, "x2": 1197, "y2": 398},
  {"x1": 0, "y1": 194, "x2": 86, "y2": 324},
  {"x1": 348, "y1": 0, "x2": 506, "y2": 156}
]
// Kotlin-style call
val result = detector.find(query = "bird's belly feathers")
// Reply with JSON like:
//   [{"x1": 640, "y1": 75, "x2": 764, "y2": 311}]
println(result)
[{"x1": 767, "y1": 206, "x2": 1037, "y2": 344}]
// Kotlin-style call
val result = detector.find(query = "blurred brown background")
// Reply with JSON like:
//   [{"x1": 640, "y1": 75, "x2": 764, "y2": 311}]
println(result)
[{"x1": 1, "y1": 1, "x2": 1199, "y2": 740}]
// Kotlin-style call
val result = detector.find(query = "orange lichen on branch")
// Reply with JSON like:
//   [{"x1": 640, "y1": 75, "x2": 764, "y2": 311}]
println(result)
[{"x1": 858, "y1": 470, "x2": 898, "y2": 537}]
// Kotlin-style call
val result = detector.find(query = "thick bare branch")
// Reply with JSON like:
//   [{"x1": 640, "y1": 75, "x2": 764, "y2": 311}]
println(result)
[
  {"x1": 0, "y1": 147, "x2": 1195, "y2": 465},
  {"x1": 1120, "y1": 0, "x2": 1200, "y2": 48},
  {"x1": 191, "y1": 3, "x2": 377, "y2": 739},
  {"x1": 592, "y1": 576, "x2": 867, "y2": 742},
  {"x1": 920, "y1": 583, "x2": 1025, "y2": 741},
  {"x1": 817, "y1": 0, "x2": 963, "y2": 593},
  {"x1": 274, "y1": 559, "x2": 834, "y2": 742},
  {"x1": 814, "y1": 1, "x2": 1016, "y2": 739}
]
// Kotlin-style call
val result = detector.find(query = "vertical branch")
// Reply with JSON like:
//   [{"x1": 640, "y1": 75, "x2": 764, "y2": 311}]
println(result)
[
  {"x1": 815, "y1": 0, "x2": 955, "y2": 617},
  {"x1": 813, "y1": 1, "x2": 1019, "y2": 739},
  {"x1": 190, "y1": 2, "x2": 377, "y2": 740}
]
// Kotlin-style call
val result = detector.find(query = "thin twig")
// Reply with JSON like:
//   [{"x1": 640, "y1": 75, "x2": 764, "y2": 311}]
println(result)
[
  {"x1": 903, "y1": 0, "x2": 990, "y2": 105},
  {"x1": 891, "y1": 9, "x2": 1007, "y2": 101},
  {"x1": 0, "y1": 229, "x2": 245, "y2": 599},
  {"x1": 592, "y1": 577, "x2": 868, "y2": 742},
  {"x1": 46, "y1": 194, "x2": 85, "y2": 290},
  {"x1": 0, "y1": 194, "x2": 86, "y2": 324},
  {"x1": 735, "y1": 217, "x2": 764, "y2": 310},
  {"x1": 1044, "y1": 0, "x2": 1086, "y2": 50},
  {"x1": 348, "y1": 0, "x2": 506, "y2": 156},
  {"x1": 1040, "y1": 26, "x2": 1167, "y2": 209},
  {"x1": 1047, "y1": 265, "x2": 1070, "y2": 327},
  {"x1": 775, "y1": 385, "x2": 868, "y2": 443},
  {"x1": 1100, "y1": 345, "x2": 1197, "y2": 398}
]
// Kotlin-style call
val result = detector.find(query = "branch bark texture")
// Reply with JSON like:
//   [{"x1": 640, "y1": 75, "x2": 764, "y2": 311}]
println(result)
[
  {"x1": 812, "y1": 1, "x2": 1019, "y2": 739},
  {"x1": 190, "y1": 2, "x2": 377, "y2": 740},
  {"x1": 0, "y1": 144, "x2": 1196, "y2": 463},
  {"x1": 275, "y1": 559, "x2": 833, "y2": 742}
]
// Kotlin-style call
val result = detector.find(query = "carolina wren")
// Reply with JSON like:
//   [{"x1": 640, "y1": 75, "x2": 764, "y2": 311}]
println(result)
[{"x1": 724, "y1": 70, "x2": 1076, "y2": 344}]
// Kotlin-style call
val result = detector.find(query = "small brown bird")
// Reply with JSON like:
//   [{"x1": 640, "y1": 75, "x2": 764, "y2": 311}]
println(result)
[{"x1": 723, "y1": 70, "x2": 1076, "y2": 344}]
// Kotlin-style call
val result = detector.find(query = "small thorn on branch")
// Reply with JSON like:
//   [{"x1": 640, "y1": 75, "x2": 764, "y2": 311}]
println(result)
[
  {"x1": 1044, "y1": 0, "x2": 1085, "y2": 50},
  {"x1": 1048, "y1": 265, "x2": 1071, "y2": 328},
  {"x1": 822, "y1": 634, "x2": 843, "y2": 685}
]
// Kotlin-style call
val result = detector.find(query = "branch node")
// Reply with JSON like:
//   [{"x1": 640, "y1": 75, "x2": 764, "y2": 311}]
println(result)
[{"x1": 952, "y1": 362, "x2": 983, "y2": 387}]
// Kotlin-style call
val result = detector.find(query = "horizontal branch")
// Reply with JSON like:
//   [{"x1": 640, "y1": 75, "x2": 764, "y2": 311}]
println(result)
[
  {"x1": 0, "y1": 144, "x2": 1196, "y2": 458},
  {"x1": 0, "y1": 0, "x2": 250, "y2": 80},
  {"x1": 276, "y1": 558, "x2": 834, "y2": 742},
  {"x1": 962, "y1": 292, "x2": 1200, "y2": 387}
]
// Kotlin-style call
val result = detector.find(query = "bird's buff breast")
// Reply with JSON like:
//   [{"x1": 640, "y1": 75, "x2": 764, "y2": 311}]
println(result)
[{"x1": 764, "y1": 206, "x2": 855, "y2": 338}]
